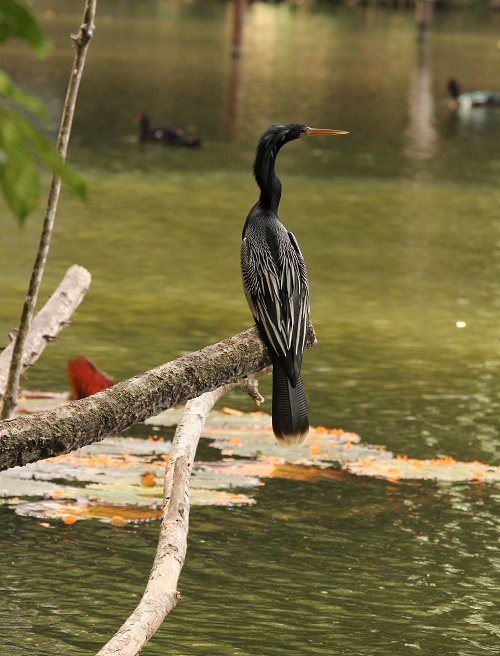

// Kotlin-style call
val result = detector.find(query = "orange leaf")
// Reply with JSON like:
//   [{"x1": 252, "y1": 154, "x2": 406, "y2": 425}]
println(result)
[
  {"x1": 67, "y1": 355, "x2": 113, "y2": 400},
  {"x1": 110, "y1": 516, "x2": 128, "y2": 527},
  {"x1": 221, "y1": 407, "x2": 244, "y2": 416},
  {"x1": 141, "y1": 473, "x2": 157, "y2": 488}
]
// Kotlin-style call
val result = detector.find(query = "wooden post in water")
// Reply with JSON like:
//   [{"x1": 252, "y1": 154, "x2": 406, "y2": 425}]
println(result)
[{"x1": 232, "y1": 0, "x2": 247, "y2": 58}]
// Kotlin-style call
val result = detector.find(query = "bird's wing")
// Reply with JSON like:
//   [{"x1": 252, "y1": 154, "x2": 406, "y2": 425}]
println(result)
[
  {"x1": 241, "y1": 236, "x2": 287, "y2": 358},
  {"x1": 285, "y1": 230, "x2": 310, "y2": 367},
  {"x1": 241, "y1": 231, "x2": 309, "y2": 384}
]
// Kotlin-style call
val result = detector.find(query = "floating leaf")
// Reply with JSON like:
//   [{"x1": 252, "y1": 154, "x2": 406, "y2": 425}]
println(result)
[
  {"x1": 3, "y1": 398, "x2": 498, "y2": 527},
  {"x1": 140, "y1": 472, "x2": 157, "y2": 488},
  {"x1": 67, "y1": 355, "x2": 114, "y2": 399},
  {"x1": 15, "y1": 500, "x2": 163, "y2": 524},
  {"x1": 345, "y1": 456, "x2": 499, "y2": 483}
]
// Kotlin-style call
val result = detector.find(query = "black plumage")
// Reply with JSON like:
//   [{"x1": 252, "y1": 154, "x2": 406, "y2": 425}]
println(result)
[{"x1": 241, "y1": 123, "x2": 347, "y2": 446}]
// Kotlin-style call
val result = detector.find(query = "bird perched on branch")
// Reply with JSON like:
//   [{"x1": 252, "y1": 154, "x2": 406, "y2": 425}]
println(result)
[{"x1": 241, "y1": 123, "x2": 347, "y2": 446}]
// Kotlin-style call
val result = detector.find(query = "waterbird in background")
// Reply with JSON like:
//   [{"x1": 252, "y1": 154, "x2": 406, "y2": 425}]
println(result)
[
  {"x1": 241, "y1": 124, "x2": 348, "y2": 446},
  {"x1": 447, "y1": 79, "x2": 500, "y2": 110},
  {"x1": 137, "y1": 112, "x2": 201, "y2": 147}
]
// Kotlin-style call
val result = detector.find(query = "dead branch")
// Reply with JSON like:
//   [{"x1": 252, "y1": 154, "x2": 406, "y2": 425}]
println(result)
[
  {"x1": 0, "y1": 324, "x2": 316, "y2": 472},
  {"x1": 96, "y1": 379, "x2": 255, "y2": 656},
  {"x1": 0, "y1": 265, "x2": 91, "y2": 397}
]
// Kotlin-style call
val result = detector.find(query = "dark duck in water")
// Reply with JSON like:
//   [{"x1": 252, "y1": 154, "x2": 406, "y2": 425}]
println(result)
[
  {"x1": 241, "y1": 123, "x2": 348, "y2": 446},
  {"x1": 137, "y1": 112, "x2": 201, "y2": 147},
  {"x1": 447, "y1": 79, "x2": 500, "y2": 110}
]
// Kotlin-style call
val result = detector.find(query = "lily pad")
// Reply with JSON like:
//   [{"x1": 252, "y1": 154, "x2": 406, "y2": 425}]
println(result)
[{"x1": 1, "y1": 398, "x2": 498, "y2": 526}]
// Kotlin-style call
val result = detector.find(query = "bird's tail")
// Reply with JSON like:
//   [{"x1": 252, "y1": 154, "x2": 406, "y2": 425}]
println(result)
[{"x1": 272, "y1": 357, "x2": 309, "y2": 447}]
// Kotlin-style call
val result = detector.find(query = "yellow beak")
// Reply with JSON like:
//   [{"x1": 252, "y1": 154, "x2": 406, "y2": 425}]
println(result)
[{"x1": 305, "y1": 128, "x2": 349, "y2": 136}]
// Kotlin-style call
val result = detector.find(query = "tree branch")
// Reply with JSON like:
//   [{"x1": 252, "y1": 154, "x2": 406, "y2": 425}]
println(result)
[
  {"x1": 0, "y1": 265, "x2": 91, "y2": 397},
  {"x1": 96, "y1": 379, "x2": 255, "y2": 656},
  {"x1": 0, "y1": 324, "x2": 316, "y2": 472}
]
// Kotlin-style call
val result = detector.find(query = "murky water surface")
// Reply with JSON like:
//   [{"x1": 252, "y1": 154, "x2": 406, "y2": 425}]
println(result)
[{"x1": 0, "y1": 1, "x2": 499, "y2": 654}]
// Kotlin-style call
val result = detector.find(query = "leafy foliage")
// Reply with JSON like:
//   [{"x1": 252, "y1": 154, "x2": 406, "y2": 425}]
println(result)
[
  {"x1": 0, "y1": 0, "x2": 51, "y2": 56},
  {"x1": 0, "y1": 1, "x2": 86, "y2": 222}
]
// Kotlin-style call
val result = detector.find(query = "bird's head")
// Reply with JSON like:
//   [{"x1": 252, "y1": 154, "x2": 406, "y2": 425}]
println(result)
[
  {"x1": 253, "y1": 123, "x2": 348, "y2": 210},
  {"x1": 447, "y1": 79, "x2": 460, "y2": 100},
  {"x1": 257, "y1": 123, "x2": 348, "y2": 155}
]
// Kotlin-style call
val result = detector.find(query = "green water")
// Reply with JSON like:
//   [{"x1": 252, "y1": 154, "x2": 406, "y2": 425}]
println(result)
[{"x1": 1, "y1": 1, "x2": 499, "y2": 654}]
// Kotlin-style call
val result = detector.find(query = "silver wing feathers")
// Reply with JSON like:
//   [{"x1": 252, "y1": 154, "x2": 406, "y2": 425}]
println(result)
[{"x1": 241, "y1": 230, "x2": 309, "y2": 384}]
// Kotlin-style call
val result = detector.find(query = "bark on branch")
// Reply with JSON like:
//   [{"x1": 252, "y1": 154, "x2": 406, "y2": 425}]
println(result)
[
  {"x1": 0, "y1": 265, "x2": 91, "y2": 397},
  {"x1": 0, "y1": 324, "x2": 316, "y2": 472}
]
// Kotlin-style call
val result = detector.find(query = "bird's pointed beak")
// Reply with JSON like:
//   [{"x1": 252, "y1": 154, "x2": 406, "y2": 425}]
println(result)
[{"x1": 304, "y1": 128, "x2": 349, "y2": 137}]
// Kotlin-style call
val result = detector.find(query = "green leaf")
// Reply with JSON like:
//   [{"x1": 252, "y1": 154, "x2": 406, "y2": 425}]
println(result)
[
  {"x1": 0, "y1": 108, "x2": 87, "y2": 223},
  {"x1": 0, "y1": 71, "x2": 48, "y2": 120},
  {"x1": 15, "y1": 115, "x2": 87, "y2": 202},
  {"x1": 0, "y1": 0, "x2": 51, "y2": 57},
  {"x1": 0, "y1": 109, "x2": 40, "y2": 221}
]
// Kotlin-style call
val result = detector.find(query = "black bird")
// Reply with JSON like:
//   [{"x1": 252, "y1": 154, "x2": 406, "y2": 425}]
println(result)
[
  {"x1": 241, "y1": 123, "x2": 347, "y2": 446},
  {"x1": 137, "y1": 112, "x2": 201, "y2": 147}
]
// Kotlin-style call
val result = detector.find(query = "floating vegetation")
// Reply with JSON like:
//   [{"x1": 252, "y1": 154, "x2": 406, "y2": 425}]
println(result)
[{"x1": 1, "y1": 403, "x2": 498, "y2": 525}]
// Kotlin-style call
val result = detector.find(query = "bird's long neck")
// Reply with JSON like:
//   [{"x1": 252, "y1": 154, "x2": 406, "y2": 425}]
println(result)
[{"x1": 254, "y1": 143, "x2": 283, "y2": 214}]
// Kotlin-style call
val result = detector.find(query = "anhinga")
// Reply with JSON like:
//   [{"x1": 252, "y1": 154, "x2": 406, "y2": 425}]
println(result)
[{"x1": 241, "y1": 123, "x2": 347, "y2": 446}]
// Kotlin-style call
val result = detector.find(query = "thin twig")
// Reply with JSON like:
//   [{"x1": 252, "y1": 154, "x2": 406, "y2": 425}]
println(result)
[{"x1": 0, "y1": 1, "x2": 97, "y2": 419}]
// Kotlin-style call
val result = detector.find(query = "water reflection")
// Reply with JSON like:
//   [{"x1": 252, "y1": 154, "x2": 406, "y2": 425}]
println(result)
[
  {"x1": 227, "y1": 51, "x2": 244, "y2": 138},
  {"x1": 404, "y1": 43, "x2": 438, "y2": 162},
  {"x1": 1, "y1": 475, "x2": 498, "y2": 655}
]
